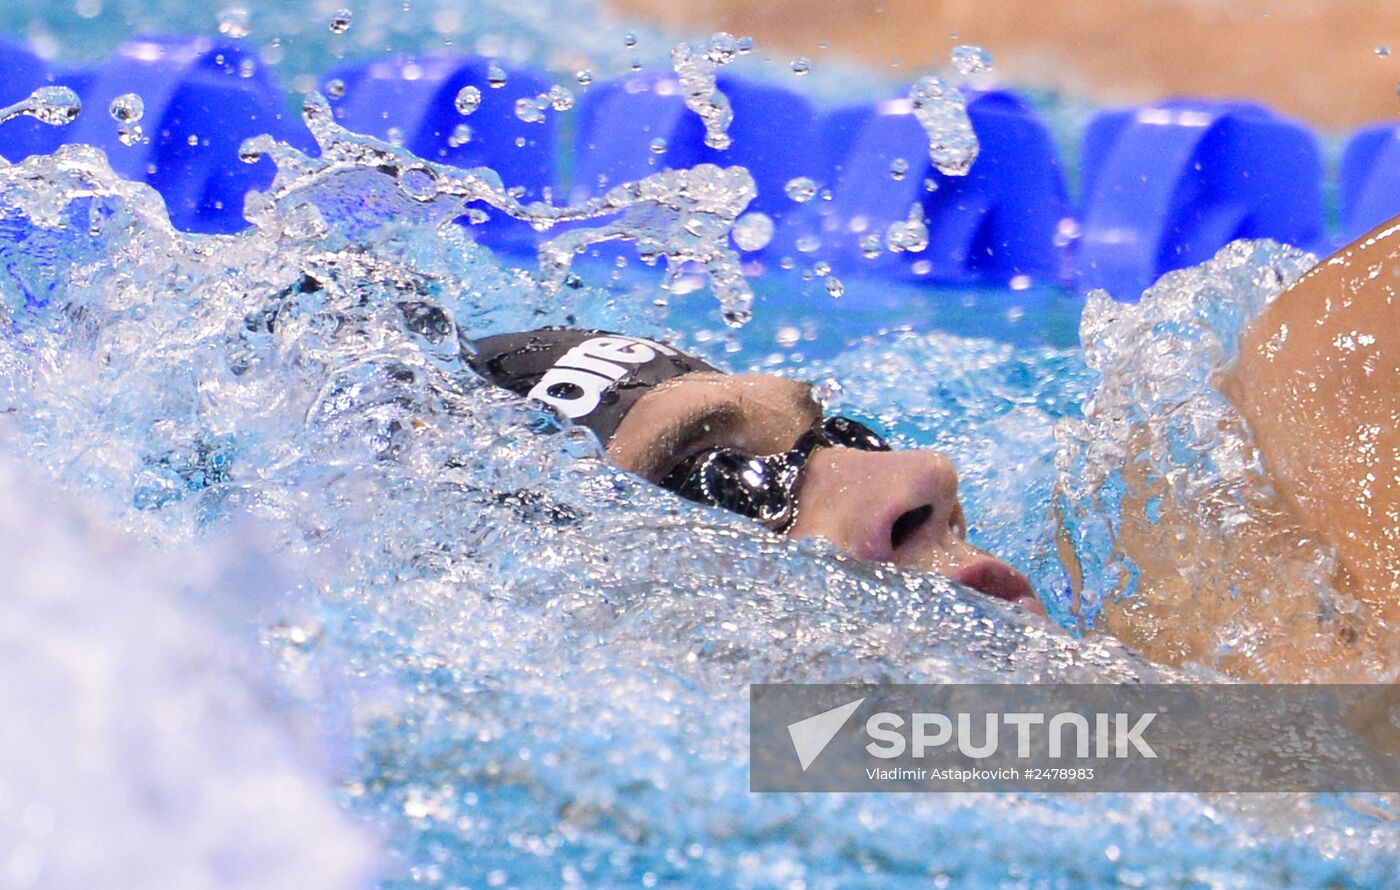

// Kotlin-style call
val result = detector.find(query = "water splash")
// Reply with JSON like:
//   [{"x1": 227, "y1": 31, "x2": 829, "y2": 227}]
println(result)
[
  {"x1": 240, "y1": 94, "x2": 758, "y2": 324},
  {"x1": 1053, "y1": 240, "x2": 1382, "y2": 681},
  {"x1": 0, "y1": 85, "x2": 82, "y2": 129},
  {"x1": 669, "y1": 32, "x2": 745, "y2": 151},
  {"x1": 910, "y1": 74, "x2": 979, "y2": 176},
  {"x1": 2, "y1": 52, "x2": 1398, "y2": 888}
]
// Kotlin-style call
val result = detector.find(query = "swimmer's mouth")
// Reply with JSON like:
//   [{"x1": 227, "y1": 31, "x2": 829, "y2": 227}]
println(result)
[{"x1": 947, "y1": 558, "x2": 1045, "y2": 615}]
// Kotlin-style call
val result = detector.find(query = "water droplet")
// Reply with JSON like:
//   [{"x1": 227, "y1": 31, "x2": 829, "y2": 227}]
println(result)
[
  {"x1": 0, "y1": 85, "x2": 81, "y2": 127},
  {"x1": 326, "y1": 78, "x2": 346, "y2": 99},
  {"x1": 109, "y1": 92, "x2": 143, "y2": 123},
  {"x1": 825, "y1": 276, "x2": 845, "y2": 298},
  {"x1": 447, "y1": 123, "x2": 472, "y2": 147},
  {"x1": 784, "y1": 176, "x2": 817, "y2": 203},
  {"x1": 217, "y1": 7, "x2": 250, "y2": 38},
  {"x1": 514, "y1": 97, "x2": 545, "y2": 123},
  {"x1": 649, "y1": 137, "x2": 667, "y2": 154},
  {"x1": 576, "y1": 69, "x2": 593, "y2": 87},
  {"x1": 951, "y1": 44, "x2": 993, "y2": 75},
  {"x1": 706, "y1": 32, "x2": 740, "y2": 65},
  {"x1": 1378, "y1": 45, "x2": 1391, "y2": 57},
  {"x1": 731, "y1": 212, "x2": 773, "y2": 251},
  {"x1": 910, "y1": 74, "x2": 979, "y2": 176},
  {"x1": 329, "y1": 8, "x2": 352, "y2": 33},
  {"x1": 889, "y1": 157, "x2": 908, "y2": 180},
  {"x1": 109, "y1": 93, "x2": 145, "y2": 145},
  {"x1": 455, "y1": 85, "x2": 481, "y2": 114},
  {"x1": 487, "y1": 63, "x2": 507, "y2": 88},
  {"x1": 790, "y1": 57, "x2": 811, "y2": 76},
  {"x1": 548, "y1": 85, "x2": 573, "y2": 112}
]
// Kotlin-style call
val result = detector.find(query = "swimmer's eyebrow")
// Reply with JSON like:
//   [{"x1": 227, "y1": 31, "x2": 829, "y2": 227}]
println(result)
[
  {"x1": 635, "y1": 404, "x2": 743, "y2": 481},
  {"x1": 633, "y1": 382, "x2": 820, "y2": 481}
]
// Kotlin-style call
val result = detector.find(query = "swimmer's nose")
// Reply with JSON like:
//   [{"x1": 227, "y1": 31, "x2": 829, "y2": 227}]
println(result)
[{"x1": 788, "y1": 446, "x2": 1044, "y2": 613}]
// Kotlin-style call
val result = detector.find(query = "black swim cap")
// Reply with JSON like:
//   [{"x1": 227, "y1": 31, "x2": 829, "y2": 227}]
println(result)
[{"x1": 465, "y1": 327, "x2": 719, "y2": 443}]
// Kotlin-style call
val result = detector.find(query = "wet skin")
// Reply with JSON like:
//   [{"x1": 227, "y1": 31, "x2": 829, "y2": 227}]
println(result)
[{"x1": 606, "y1": 372, "x2": 1044, "y2": 613}]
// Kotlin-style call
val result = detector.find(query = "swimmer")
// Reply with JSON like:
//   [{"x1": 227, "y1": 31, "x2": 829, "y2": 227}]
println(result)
[
  {"x1": 1091, "y1": 217, "x2": 1400, "y2": 681},
  {"x1": 466, "y1": 327, "x2": 1044, "y2": 613}
]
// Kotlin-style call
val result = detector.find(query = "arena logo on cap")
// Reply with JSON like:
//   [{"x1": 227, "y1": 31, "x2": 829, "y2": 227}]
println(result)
[{"x1": 526, "y1": 335, "x2": 678, "y2": 419}]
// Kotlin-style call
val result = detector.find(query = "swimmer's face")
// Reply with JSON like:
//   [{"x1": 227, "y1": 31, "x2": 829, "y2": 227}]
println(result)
[{"x1": 607, "y1": 372, "x2": 1044, "y2": 613}]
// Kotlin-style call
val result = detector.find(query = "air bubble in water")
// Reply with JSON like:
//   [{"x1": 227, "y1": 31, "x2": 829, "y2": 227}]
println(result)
[
  {"x1": 398, "y1": 167, "x2": 439, "y2": 202},
  {"x1": 859, "y1": 234, "x2": 882, "y2": 258},
  {"x1": 455, "y1": 85, "x2": 481, "y2": 114},
  {"x1": 791, "y1": 57, "x2": 811, "y2": 76},
  {"x1": 186, "y1": 133, "x2": 199, "y2": 146},
  {"x1": 576, "y1": 70, "x2": 593, "y2": 88},
  {"x1": 825, "y1": 276, "x2": 845, "y2": 298},
  {"x1": 785, "y1": 176, "x2": 817, "y2": 203},
  {"x1": 649, "y1": 137, "x2": 667, "y2": 154},
  {"x1": 487, "y1": 63, "x2": 507, "y2": 88},
  {"x1": 889, "y1": 157, "x2": 909, "y2": 180},
  {"x1": 326, "y1": 78, "x2": 346, "y2": 99},
  {"x1": 1377, "y1": 45, "x2": 1391, "y2": 57},
  {"x1": 385, "y1": 126, "x2": 404, "y2": 146},
  {"x1": 736, "y1": 35, "x2": 754, "y2": 54},
  {"x1": 951, "y1": 44, "x2": 993, "y2": 76},
  {"x1": 329, "y1": 8, "x2": 352, "y2": 33},
  {"x1": 624, "y1": 32, "x2": 637, "y2": 48},
  {"x1": 217, "y1": 7, "x2": 250, "y2": 38},
  {"x1": 448, "y1": 123, "x2": 472, "y2": 147},
  {"x1": 731, "y1": 212, "x2": 773, "y2": 251},
  {"x1": 238, "y1": 57, "x2": 256, "y2": 78}
]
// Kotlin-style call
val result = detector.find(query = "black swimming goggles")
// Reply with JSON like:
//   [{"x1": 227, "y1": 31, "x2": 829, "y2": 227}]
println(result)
[{"x1": 659, "y1": 415, "x2": 890, "y2": 531}]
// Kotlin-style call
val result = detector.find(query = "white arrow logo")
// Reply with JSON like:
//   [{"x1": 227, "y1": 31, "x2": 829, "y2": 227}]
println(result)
[{"x1": 787, "y1": 697, "x2": 865, "y2": 771}]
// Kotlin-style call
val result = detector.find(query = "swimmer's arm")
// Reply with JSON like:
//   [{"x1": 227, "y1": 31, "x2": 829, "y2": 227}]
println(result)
[{"x1": 1219, "y1": 219, "x2": 1400, "y2": 625}]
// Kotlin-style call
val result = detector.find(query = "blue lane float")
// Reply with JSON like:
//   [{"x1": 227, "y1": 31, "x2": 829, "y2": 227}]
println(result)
[
  {"x1": 4, "y1": 37, "x2": 1375, "y2": 302},
  {"x1": 1076, "y1": 99, "x2": 1324, "y2": 299},
  {"x1": 1339, "y1": 123, "x2": 1400, "y2": 244},
  {"x1": 62, "y1": 36, "x2": 303, "y2": 234},
  {"x1": 819, "y1": 89, "x2": 1071, "y2": 289}
]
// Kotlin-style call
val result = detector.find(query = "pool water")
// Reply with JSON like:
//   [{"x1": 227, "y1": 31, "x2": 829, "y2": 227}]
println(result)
[{"x1": 1, "y1": 6, "x2": 1398, "y2": 889}]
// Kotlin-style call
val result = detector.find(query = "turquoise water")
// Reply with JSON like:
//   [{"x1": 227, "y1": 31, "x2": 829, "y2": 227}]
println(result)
[{"x1": 1, "y1": 6, "x2": 1398, "y2": 889}]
